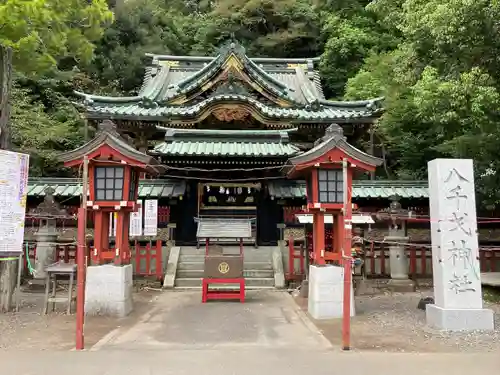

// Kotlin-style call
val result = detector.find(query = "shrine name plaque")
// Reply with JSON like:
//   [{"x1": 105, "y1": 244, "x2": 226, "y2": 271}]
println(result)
[{"x1": 204, "y1": 255, "x2": 243, "y2": 279}]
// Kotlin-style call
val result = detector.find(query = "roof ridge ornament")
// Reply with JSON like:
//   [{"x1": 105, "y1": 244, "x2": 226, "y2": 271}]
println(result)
[
  {"x1": 220, "y1": 38, "x2": 246, "y2": 58},
  {"x1": 97, "y1": 120, "x2": 134, "y2": 146},
  {"x1": 313, "y1": 123, "x2": 344, "y2": 146}
]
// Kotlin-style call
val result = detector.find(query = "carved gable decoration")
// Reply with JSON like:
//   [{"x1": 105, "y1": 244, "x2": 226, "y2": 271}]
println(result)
[
  {"x1": 212, "y1": 107, "x2": 250, "y2": 122},
  {"x1": 212, "y1": 71, "x2": 250, "y2": 97}
]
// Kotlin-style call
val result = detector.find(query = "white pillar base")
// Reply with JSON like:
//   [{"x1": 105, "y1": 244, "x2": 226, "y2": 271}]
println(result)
[
  {"x1": 85, "y1": 264, "x2": 133, "y2": 317},
  {"x1": 308, "y1": 264, "x2": 354, "y2": 320},
  {"x1": 426, "y1": 304, "x2": 494, "y2": 331}
]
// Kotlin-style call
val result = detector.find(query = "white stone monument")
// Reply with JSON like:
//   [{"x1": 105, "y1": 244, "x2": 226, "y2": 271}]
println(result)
[
  {"x1": 426, "y1": 159, "x2": 494, "y2": 331},
  {"x1": 308, "y1": 264, "x2": 354, "y2": 319}
]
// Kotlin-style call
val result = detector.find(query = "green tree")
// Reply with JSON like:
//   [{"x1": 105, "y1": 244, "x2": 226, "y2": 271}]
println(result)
[
  {"x1": 346, "y1": 0, "x2": 500, "y2": 208},
  {"x1": 0, "y1": 0, "x2": 113, "y2": 76},
  {"x1": 317, "y1": 1, "x2": 398, "y2": 98},
  {"x1": 86, "y1": 0, "x2": 198, "y2": 94},
  {"x1": 192, "y1": 0, "x2": 322, "y2": 58},
  {"x1": 9, "y1": 82, "x2": 84, "y2": 176}
]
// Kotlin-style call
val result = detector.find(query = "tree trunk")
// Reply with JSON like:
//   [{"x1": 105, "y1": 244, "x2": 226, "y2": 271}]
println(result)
[
  {"x1": 0, "y1": 45, "x2": 13, "y2": 149},
  {"x1": 0, "y1": 260, "x2": 17, "y2": 312},
  {"x1": 0, "y1": 44, "x2": 17, "y2": 312}
]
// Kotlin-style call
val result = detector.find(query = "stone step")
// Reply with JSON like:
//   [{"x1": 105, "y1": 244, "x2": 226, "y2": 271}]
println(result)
[
  {"x1": 179, "y1": 247, "x2": 274, "y2": 255},
  {"x1": 180, "y1": 251, "x2": 272, "y2": 259},
  {"x1": 179, "y1": 254, "x2": 271, "y2": 263},
  {"x1": 177, "y1": 261, "x2": 273, "y2": 271},
  {"x1": 174, "y1": 285, "x2": 276, "y2": 291},
  {"x1": 174, "y1": 277, "x2": 275, "y2": 288},
  {"x1": 176, "y1": 269, "x2": 275, "y2": 279}
]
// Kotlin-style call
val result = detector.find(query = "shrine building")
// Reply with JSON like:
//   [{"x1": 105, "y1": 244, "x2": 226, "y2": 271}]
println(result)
[{"x1": 23, "y1": 41, "x2": 436, "y2": 288}]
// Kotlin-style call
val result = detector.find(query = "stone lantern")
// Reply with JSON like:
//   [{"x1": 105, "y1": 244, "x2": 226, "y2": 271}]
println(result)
[
  {"x1": 29, "y1": 187, "x2": 69, "y2": 279},
  {"x1": 376, "y1": 196, "x2": 415, "y2": 292}
]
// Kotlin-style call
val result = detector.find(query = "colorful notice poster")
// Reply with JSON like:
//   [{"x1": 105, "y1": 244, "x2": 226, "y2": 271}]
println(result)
[
  {"x1": 0, "y1": 150, "x2": 30, "y2": 254},
  {"x1": 129, "y1": 200, "x2": 143, "y2": 237},
  {"x1": 143, "y1": 200, "x2": 158, "y2": 236}
]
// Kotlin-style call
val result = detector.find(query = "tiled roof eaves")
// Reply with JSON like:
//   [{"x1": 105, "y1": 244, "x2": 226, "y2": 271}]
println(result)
[
  {"x1": 152, "y1": 141, "x2": 300, "y2": 157},
  {"x1": 268, "y1": 180, "x2": 429, "y2": 199},
  {"x1": 85, "y1": 95, "x2": 381, "y2": 122}
]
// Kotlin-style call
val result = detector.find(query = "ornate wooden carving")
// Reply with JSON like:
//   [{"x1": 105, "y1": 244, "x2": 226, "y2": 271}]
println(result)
[{"x1": 212, "y1": 107, "x2": 249, "y2": 122}]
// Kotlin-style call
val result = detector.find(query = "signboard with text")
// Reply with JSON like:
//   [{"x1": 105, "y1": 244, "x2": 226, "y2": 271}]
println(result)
[{"x1": 0, "y1": 150, "x2": 30, "y2": 255}]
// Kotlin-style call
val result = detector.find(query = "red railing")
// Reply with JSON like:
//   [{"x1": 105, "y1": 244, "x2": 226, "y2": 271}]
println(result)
[
  {"x1": 286, "y1": 236, "x2": 305, "y2": 281},
  {"x1": 134, "y1": 240, "x2": 163, "y2": 280},
  {"x1": 286, "y1": 237, "x2": 500, "y2": 278},
  {"x1": 364, "y1": 242, "x2": 499, "y2": 278},
  {"x1": 24, "y1": 240, "x2": 164, "y2": 280}
]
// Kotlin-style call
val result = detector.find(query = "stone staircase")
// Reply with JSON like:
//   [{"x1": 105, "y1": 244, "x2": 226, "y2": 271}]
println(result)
[{"x1": 174, "y1": 246, "x2": 276, "y2": 289}]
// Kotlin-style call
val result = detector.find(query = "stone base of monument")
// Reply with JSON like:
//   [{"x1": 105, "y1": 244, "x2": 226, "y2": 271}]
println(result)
[
  {"x1": 85, "y1": 264, "x2": 133, "y2": 317},
  {"x1": 354, "y1": 278, "x2": 378, "y2": 296},
  {"x1": 387, "y1": 278, "x2": 415, "y2": 293},
  {"x1": 308, "y1": 264, "x2": 354, "y2": 320},
  {"x1": 299, "y1": 279, "x2": 309, "y2": 298},
  {"x1": 426, "y1": 304, "x2": 495, "y2": 331}
]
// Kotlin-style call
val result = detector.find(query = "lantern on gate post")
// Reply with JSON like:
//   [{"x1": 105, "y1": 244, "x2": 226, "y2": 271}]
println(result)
[
  {"x1": 59, "y1": 120, "x2": 165, "y2": 265},
  {"x1": 284, "y1": 124, "x2": 382, "y2": 264}
]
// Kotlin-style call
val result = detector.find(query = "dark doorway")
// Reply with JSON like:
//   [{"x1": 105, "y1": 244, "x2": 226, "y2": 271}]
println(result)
[
  {"x1": 174, "y1": 181, "x2": 198, "y2": 246},
  {"x1": 256, "y1": 193, "x2": 282, "y2": 246}
]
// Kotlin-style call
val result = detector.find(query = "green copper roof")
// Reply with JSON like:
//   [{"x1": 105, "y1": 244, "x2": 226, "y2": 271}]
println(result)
[
  {"x1": 75, "y1": 41, "x2": 384, "y2": 123},
  {"x1": 152, "y1": 128, "x2": 301, "y2": 157},
  {"x1": 27, "y1": 178, "x2": 186, "y2": 198},
  {"x1": 268, "y1": 180, "x2": 429, "y2": 199},
  {"x1": 82, "y1": 94, "x2": 382, "y2": 123},
  {"x1": 27, "y1": 178, "x2": 428, "y2": 199}
]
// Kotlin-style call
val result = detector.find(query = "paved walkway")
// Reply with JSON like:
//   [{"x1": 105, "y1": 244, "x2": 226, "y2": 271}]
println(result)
[
  {"x1": 0, "y1": 350, "x2": 498, "y2": 374},
  {"x1": 2, "y1": 290, "x2": 497, "y2": 374},
  {"x1": 91, "y1": 290, "x2": 331, "y2": 350}
]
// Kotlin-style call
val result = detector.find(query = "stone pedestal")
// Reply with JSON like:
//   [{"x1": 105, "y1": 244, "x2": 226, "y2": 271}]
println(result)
[
  {"x1": 308, "y1": 265, "x2": 354, "y2": 320},
  {"x1": 33, "y1": 227, "x2": 58, "y2": 280},
  {"x1": 385, "y1": 235, "x2": 415, "y2": 292},
  {"x1": 85, "y1": 264, "x2": 133, "y2": 317},
  {"x1": 427, "y1": 159, "x2": 494, "y2": 331},
  {"x1": 426, "y1": 304, "x2": 494, "y2": 331}
]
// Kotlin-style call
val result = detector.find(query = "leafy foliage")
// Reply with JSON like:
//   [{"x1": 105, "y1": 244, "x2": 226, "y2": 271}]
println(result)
[
  {"x1": 1, "y1": 0, "x2": 113, "y2": 175},
  {"x1": 0, "y1": 0, "x2": 113, "y2": 76},
  {"x1": 346, "y1": 0, "x2": 500, "y2": 208},
  {"x1": 5, "y1": 0, "x2": 500, "y2": 208},
  {"x1": 191, "y1": 0, "x2": 322, "y2": 58},
  {"x1": 10, "y1": 81, "x2": 84, "y2": 176}
]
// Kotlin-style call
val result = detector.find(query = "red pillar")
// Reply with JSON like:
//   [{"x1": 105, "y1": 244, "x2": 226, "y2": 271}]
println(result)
[
  {"x1": 76, "y1": 208, "x2": 86, "y2": 350},
  {"x1": 342, "y1": 167, "x2": 353, "y2": 351},
  {"x1": 313, "y1": 211, "x2": 325, "y2": 265},
  {"x1": 115, "y1": 211, "x2": 131, "y2": 265},
  {"x1": 93, "y1": 211, "x2": 110, "y2": 264},
  {"x1": 335, "y1": 212, "x2": 344, "y2": 254}
]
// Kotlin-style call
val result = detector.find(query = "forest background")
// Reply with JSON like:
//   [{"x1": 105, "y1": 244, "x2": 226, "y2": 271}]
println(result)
[{"x1": 2, "y1": 0, "x2": 500, "y2": 209}]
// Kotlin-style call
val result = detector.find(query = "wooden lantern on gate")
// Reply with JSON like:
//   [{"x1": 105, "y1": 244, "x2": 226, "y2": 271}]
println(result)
[
  {"x1": 285, "y1": 124, "x2": 382, "y2": 265},
  {"x1": 59, "y1": 120, "x2": 165, "y2": 265}
]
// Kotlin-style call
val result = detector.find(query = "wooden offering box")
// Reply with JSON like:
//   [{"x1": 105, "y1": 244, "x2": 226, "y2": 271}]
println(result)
[{"x1": 197, "y1": 218, "x2": 252, "y2": 303}]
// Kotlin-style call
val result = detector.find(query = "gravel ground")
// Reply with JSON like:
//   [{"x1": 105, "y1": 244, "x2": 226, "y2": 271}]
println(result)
[
  {"x1": 296, "y1": 288, "x2": 500, "y2": 353},
  {"x1": 0, "y1": 287, "x2": 159, "y2": 350}
]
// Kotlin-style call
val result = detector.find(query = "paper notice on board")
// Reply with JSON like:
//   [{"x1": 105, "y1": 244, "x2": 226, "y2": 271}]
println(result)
[
  {"x1": 129, "y1": 200, "x2": 143, "y2": 237},
  {"x1": 143, "y1": 200, "x2": 158, "y2": 236},
  {"x1": 0, "y1": 150, "x2": 30, "y2": 254}
]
